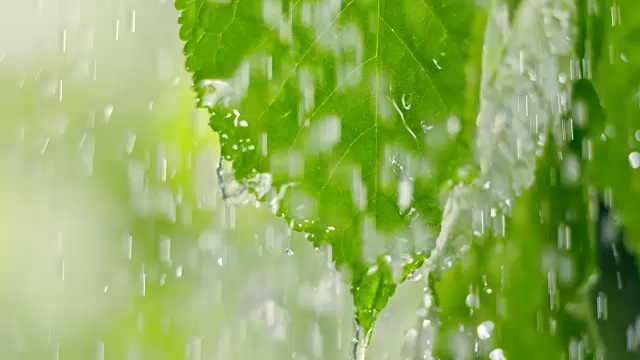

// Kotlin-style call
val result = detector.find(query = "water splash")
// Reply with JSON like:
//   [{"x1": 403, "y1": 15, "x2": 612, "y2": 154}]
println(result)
[
  {"x1": 400, "y1": 272, "x2": 440, "y2": 360},
  {"x1": 217, "y1": 158, "x2": 273, "y2": 207}
]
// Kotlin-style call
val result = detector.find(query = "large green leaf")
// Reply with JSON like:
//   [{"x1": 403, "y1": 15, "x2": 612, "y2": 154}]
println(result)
[{"x1": 176, "y1": 0, "x2": 480, "y2": 338}]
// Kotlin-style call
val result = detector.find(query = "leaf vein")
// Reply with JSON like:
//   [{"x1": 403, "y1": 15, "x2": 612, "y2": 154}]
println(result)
[
  {"x1": 257, "y1": 0, "x2": 357, "y2": 124},
  {"x1": 380, "y1": 18, "x2": 446, "y2": 109},
  {"x1": 321, "y1": 124, "x2": 377, "y2": 191}
]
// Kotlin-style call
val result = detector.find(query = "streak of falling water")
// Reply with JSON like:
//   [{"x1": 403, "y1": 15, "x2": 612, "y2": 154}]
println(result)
[
  {"x1": 596, "y1": 292, "x2": 608, "y2": 320},
  {"x1": 352, "y1": 319, "x2": 370, "y2": 360},
  {"x1": 310, "y1": 322, "x2": 323, "y2": 359},
  {"x1": 400, "y1": 272, "x2": 439, "y2": 360},
  {"x1": 95, "y1": 340, "x2": 105, "y2": 360}
]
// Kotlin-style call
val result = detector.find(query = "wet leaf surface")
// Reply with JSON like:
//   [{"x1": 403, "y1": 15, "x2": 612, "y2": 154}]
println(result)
[{"x1": 176, "y1": 0, "x2": 479, "y2": 335}]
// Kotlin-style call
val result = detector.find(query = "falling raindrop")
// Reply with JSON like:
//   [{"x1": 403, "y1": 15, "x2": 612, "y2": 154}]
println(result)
[
  {"x1": 477, "y1": 321, "x2": 495, "y2": 340},
  {"x1": 104, "y1": 105, "x2": 114, "y2": 122},
  {"x1": 130, "y1": 10, "x2": 137, "y2": 33},
  {"x1": 310, "y1": 322, "x2": 323, "y2": 359},
  {"x1": 122, "y1": 233, "x2": 133, "y2": 260},
  {"x1": 562, "y1": 154, "x2": 581, "y2": 184},
  {"x1": 465, "y1": 293, "x2": 478, "y2": 309},
  {"x1": 627, "y1": 325, "x2": 638, "y2": 352},
  {"x1": 58, "y1": 79, "x2": 64, "y2": 102},
  {"x1": 489, "y1": 348, "x2": 507, "y2": 360},
  {"x1": 79, "y1": 133, "x2": 95, "y2": 176},
  {"x1": 446, "y1": 115, "x2": 461, "y2": 136},
  {"x1": 285, "y1": 247, "x2": 295, "y2": 256},
  {"x1": 596, "y1": 292, "x2": 608, "y2": 320},
  {"x1": 604, "y1": 124, "x2": 616, "y2": 138},
  {"x1": 397, "y1": 177, "x2": 413, "y2": 211},
  {"x1": 124, "y1": 131, "x2": 137, "y2": 154},
  {"x1": 138, "y1": 265, "x2": 146, "y2": 296},
  {"x1": 59, "y1": 28, "x2": 68, "y2": 53},
  {"x1": 159, "y1": 235, "x2": 171, "y2": 263},
  {"x1": 187, "y1": 337, "x2": 203, "y2": 360},
  {"x1": 628, "y1": 152, "x2": 640, "y2": 169},
  {"x1": 95, "y1": 340, "x2": 105, "y2": 360}
]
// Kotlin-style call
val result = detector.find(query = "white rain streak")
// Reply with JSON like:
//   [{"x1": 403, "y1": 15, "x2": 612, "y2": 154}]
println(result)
[
  {"x1": 103, "y1": 104, "x2": 114, "y2": 122},
  {"x1": 156, "y1": 144, "x2": 168, "y2": 182},
  {"x1": 397, "y1": 176, "x2": 413, "y2": 212},
  {"x1": 124, "y1": 130, "x2": 137, "y2": 154},
  {"x1": 306, "y1": 115, "x2": 342, "y2": 154},
  {"x1": 298, "y1": 67, "x2": 316, "y2": 115},
  {"x1": 351, "y1": 167, "x2": 368, "y2": 210},
  {"x1": 79, "y1": 132, "x2": 95, "y2": 176},
  {"x1": 596, "y1": 292, "x2": 608, "y2": 320},
  {"x1": 123, "y1": 232, "x2": 133, "y2": 260},
  {"x1": 627, "y1": 317, "x2": 640, "y2": 352},
  {"x1": 310, "y1": 321, "x2": 324, "y2": 359},
  {"x1": 159, "y1": 235, "x2": 171, "y2": 264}
]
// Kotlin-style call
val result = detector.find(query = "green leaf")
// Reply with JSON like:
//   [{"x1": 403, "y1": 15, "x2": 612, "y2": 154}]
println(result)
[{"x1": 176, "y1": 0, "x2": 480, "y2": 337}]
